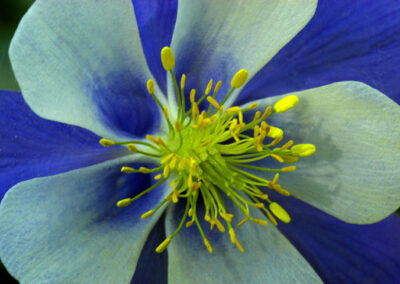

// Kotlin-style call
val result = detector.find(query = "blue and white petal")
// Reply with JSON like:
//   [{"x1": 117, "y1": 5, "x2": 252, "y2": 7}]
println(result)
[
  {"x1": 271, "y1": 193, "x2": 400, "y2": 284},
  {"x1": 238, "y1": 0, "x2": 400, "y2": 105},
  {"x1": 0, "y1": 157, "x2": 168, "y2": 283},
  {"x1": 165, "y1": 201, "x2": 321, "y2": 284},
  {"x1": 170, "y1": 0, "x2": 317, "y2": 108},
  {"x1": 0, "y1": 90, "x2": 129, "y2": 201},
  {"x1": 10, "y1": 0, "x2": 165, "y2": 141},
  {"x1": 247, "y1": 81, "x2": 400, "y2": 224}
]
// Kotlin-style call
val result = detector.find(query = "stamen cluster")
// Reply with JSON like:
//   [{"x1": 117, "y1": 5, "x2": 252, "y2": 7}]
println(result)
[{"x1": 100, "y1": 47, "x2": 316, "y2": 254}]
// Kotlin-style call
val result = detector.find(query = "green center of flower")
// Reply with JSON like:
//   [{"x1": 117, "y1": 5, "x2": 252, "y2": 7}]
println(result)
[{"x1": 99, "y1": 46, "x2": 316, "y2": 254}]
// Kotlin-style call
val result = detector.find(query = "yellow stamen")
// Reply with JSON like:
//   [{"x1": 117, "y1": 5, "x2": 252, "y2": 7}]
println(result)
[
  {"x1": 214, "y1": 80, "x2": 222, "y2": 93},
  {"x1": 163, "y1": 165, "x2": 170, "y2": 178},
  {"x1": 274, "y1": 95, "x2": 299, "y2": 113},
  {"x1": 163, "y1": 107, "x2": 169, "y2": 120},
  {"x1": 141, "y1": 210, "x2": 155, "y2": 219},
  {"x1": 226, "y1": 106, "x2": 241, "y2": 115},
  {"x1": 116, "y1": 198, "x2": 132, "y2": 207},
  {"x1": 205, "y1": 79, "x2": 213, "y2": 95},
  {"x1": 291, "y1": 144, "x2": 316, "y2": 157},
  {"x1": 178, "y1": 157, "x2": 187, "y2": 170},
  {"x1": 161, "y1": 47, "x2": 175, "y2": 71},
  {"x1": 156, "y1": 237, "x2": 172, "y2": 253},
  {"x1": 161, "y1": 153, "x2": 175, "y2": 164},
  {"x1": 231, "y1": 69, "x2": 249, "y2": 88},
  {"x1": 190, "y1": 89, "x2": 196, "y2": 103},
  {"x1": 281, "y1": 140, "x2": 294, "y2": 150},
  {"x1": 252, "y1": 218, "x2": 268, "y2": 226},
  {"x1": 270, "y1": 153, "x2": 284, "y2": 163},
  {"x1": 266, "y1": 210, "x2": 278, "y2": 226},
  {"x1": 237, "y1": 217, "x2": 249, "y2": 228},
  {"x1": 261, "y1": 106, "x2": 272, "y2": 120},
  {"x1": 281, "y1": 166, "x2": 296, "y2": 172},
  {"x1": 139, "y1": 167, "x2": 152, "y2": 174},
  {"x1": 127, "y1": 144, "x2": 138, "y2": 152},
  {"x1": 154, "y1": 174, "x2": 162, "y2": 180},
  {"x1": 253, "y1": 111, "x2": 261, "y2": 121},
  {"x1": 249, "y1": 102, "x2": 258, "y2": 109},
  {"x1": 269, "y1": 202, "x2": 291, "y2": 223},
  {"x1": 271, "y1": 173, "x2": 279, "y2": 185},
  {"x1": 186, "y1": 220, "x2": 194, "y2": 228},
  {"x1": 170, "y1": 156, "x2": 178, "y2": 170},
  {"x1": 146, "y1": 79, "x2": 155, "y2": 95},
  {"x1": 180, "y1": 74, "x2": 186, "y2": 90},
  {"x1": 99, "y1": 138, "x2": 115, "y2": 147},
  {"x1": 204, "y1": 238, "x2": 213, "y2": 253},
  {"x1": 121, "y1": 166, "x2": 135, "y2": 173},
  {"x1": 215, "y1": 219, "x2": 226, "y2": 232},
  {"x1": 207, "y1": 96, "x2": 220, "y2": 109},
  {"x1": 235, "y1": 239, "x2": 244, "y2": 253},
  {"x1": 146, "y1": 134, "x2": 159, "y2": 145}
]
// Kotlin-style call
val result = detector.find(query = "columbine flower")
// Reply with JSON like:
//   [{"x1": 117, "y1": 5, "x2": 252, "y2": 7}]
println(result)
[{"x1": 1, "y1": 1, "x2": 400, "y2": 283}]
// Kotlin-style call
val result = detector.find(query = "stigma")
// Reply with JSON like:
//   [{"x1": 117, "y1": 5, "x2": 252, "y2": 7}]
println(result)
[{"x1": 100, "y1": 46, "x2": 316, "y2": 254}]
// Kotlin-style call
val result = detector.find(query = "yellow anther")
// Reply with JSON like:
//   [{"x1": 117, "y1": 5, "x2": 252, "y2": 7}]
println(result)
[
  {"x1": 154, "y1": 174, "x2": 162, "y2": 180},
  {"x1": 235, "y1": 239, "x2": 244, "y2": 253},
  {"x1": 205, "y1": 79, "x2": 213, "y2": 95},
  {"x1": 237, "y1": 217, "x2": 249, "y2": 228},
  {"x1": 267, "y1": 126, "x2": 283, "y2": 138},
  {"x1": 229, "y1": 228, "x2": 236, "y2": 243},
  {"x1": 274, "y1": 186, "x2": 291, "y2": 197},
  {"x1": 188, "y1": 208, "x2": 193, "y2": 217},
  {"x1": 281, "y1": 140, "x2": 294, "y2": 150},
  {"x1": 254, "y1": 125, "x2": 260, "y2": 140},
  {"x1": 214, "y1": 219, "x2": 226, "y2": 233},
  {"x1": 170, "y1": 156, "x2": 178, "y2": 170},
  {"x1": 170, "y1": 180, "x2": 176, "y2": 187},
  {"x1": 197, "y1": 114, "x2": 204, "y2": 127},
  {"x1": 259, "y1": 194, "x2": 269, "y2": 200},
  {"x1": 214, "y1": 80, "x2": 222, "y2": 93},
  {"x1": 253, "y1": 111, "x2": 261, "y2": 121},
  {"x1": 157, "y1": 137, "x2": 167, "y2": 148},
  {"x1": 146, "y1": 79, "x2": 155, "y2": 95},
  {"x1": 141, "y1": 210, "x2": 155, "y2": 219},
  {"x1": 190, "y1": 89, "x2": 196, "y2": 103},
  {"x1": 271, "y1": 173, "x2": 279, "y2": 185},
  {"x1": 116, "y1": 198, "x2": 132, "y2": 207},
  {"x1": 254, "y1": 203, "x2": 265, "y2": 209},
  {"x1": 291, "y1": 144, "x2": 316, "y2": 157},
  {"x1": 207, "y1": 96, "x2": 220, "y2": 109},
  {"x1": 204, "y1": 238, "x2": 213, "y2": 253},
  {"x1": 180, "y1": 74, "x2": 186, "y2": 90},
  {"x1": 171, "y1": 191, "x2": 178, "y2": 203},
  {"x1": 249, "y1": 102, "x2": 258, "y2": 109},
  {"x1": 175, "y1": 120, "x2": 181, "y2": 131},
  {"x1": 192, "y1": 102, "x2": 199, "y2": 120},
  {"x1": 127, "y1": 144, "x2": 138, "y2": 152},
  {"x1": 274, "y1": 95, "x2": 299, "y2": 113},
  {"x1": 238, "y1": 111, "x2": 244, "y2": 125},
  {"x1": 146, "y1": 134, "x2": 158, "y2": 144},
  {"x1": 231, "y1": 69, "x2": 249, "y2": 88},
  {"x1": 261, "y1": 106, "x2": 272, "y2": 120},
  {"x1": 186, "y1": 220, "x2": 194, "y2": 228},
  {"x1": 204, "y1": 214, "x2": 211, "y2": 222},
  {"x1": 188, "y1": 173, "x2": 193, "y2": 189},
  {"x1": 269, "y1": 202, "x2": 291, "y2": 223},
  {"x1": 161, "y1": 46, "x2": 175, "y2": 71},
  {"x1": 99, "y1": 138, "x2": 115, "y2": 147},
  {"x1": 219, "y1": 105, "x2": 224, "y2": 115},
  {"x1": 163, "y1": 107, "x2": 169, "y2": 120},
  {"x1": 271, "y1": 135, "x2": 283, "y2": 146},
  {"x1": 210, "y1": 114, "x2": 218, "y2": 121},
  {"x1": 161, "y1": 153, "x2": 174, "y2": 164},
  {"x1": 226, "y1": 106, "x2": 241, "y2": 115},
  {"x1": 261, "y1": 121, "x2": 269, "y2": 132},
  {"x1": 191, "y1": 181, "x2": 202, "y2": 192},
  {"x1": 281, "y1": 166, "x2": 296, "y2": 172},
  {"x1": 203, "y1": 118, "x2": 211, "y2": 127},
  {"x1": 178, "y1": 157, "x2": 187, "y2": 169},
  {"x1": 220, "y1": 212, "x2": 234, "y2": 223},
  {"x1": 156, "y1": 237, "x2": 172, "y2": 253},
  {"x1": 121, "y1": 166, "x2": 135, "y2": 173},
  {"x1": 163, "y1": 165, "x2": 170, "y2": 178},
  {"x1": 230, "y1": 119, "x2": 238, "y2": 131},
  {"x1": 282, "y1": 156, "x2": 299, "y2": 163},
  {"x1": 252, "y1": 218, "x2": 268, "y2": 226},
  {"x1": 270, "y1": 153, "x2": 284, "y2": 163},
  {"x1": 139, "y1": 167, "x2": 152, "y2": 174},
  {"x1": 266, "y1": 210, "x2": 278, "y2": 226},
  {"x1": 190, "y1": 158, "x2": 196, "y2": 174}
]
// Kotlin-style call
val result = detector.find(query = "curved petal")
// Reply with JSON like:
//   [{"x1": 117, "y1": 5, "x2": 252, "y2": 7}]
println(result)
[
  {"x1": 0, "y1": 156, "x2": 169, "y2": 283},
  {"x1": 271, "y1": 193, "x2": 400, "y2": 284},
  {"x1": 170, "y1": 0, "x2": 317, "y2": 109},
  {"x1": 0, "y1": 90, "x2": 129, "y2": 201},
  {"x1": 132, "y1": 0, "x2": 177, "y2": 95},
  {"x1": 165, "y1": 200, "x2": 321, "y2": 283},
  {"x1": 10, "y1": 0, "x2": 164, "y2": 140},
  {"x1": 246, "y1": 81, "x2": 400, "y2": 223},
  {"x1": 238, "y1": 0, "x2": 400, "y2": 105}
]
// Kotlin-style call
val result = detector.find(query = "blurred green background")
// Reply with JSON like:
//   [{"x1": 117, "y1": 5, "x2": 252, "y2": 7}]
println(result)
[{"x1": 0, "y1": 1, "x2": 34, "y2": 281}]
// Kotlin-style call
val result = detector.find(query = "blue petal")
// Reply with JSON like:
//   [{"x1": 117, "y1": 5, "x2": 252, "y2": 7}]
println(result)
[
  {"x1": 170, "y1": 0, "x2": 317, "y2": 110},
  {"x1": 10, "y1": 0, "x2": 161, "y2": 140},
  {"x1": 271, "y1": 193, "x2": 400, "y2": 284},
  {"x1": 238, "y1": 0, "x2": 400, "y2": 105},
  {"x1": 0, "y1": 157, "x2": 169, "y2": 283},
  {"x1": 165, "y1": 198, "x2": 321, "y2": 283},
  {"x1": 0, "y1": 90, "x2": 129, "y2": 201},
  {"x1": 132, "y1": 0, "x2": 177, "y2": 95}
]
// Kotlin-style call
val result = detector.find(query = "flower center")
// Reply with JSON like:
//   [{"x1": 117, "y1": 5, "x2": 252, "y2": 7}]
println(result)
[{"x1": 99, "y1": 46, "x2": 316, "y2": 254}]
